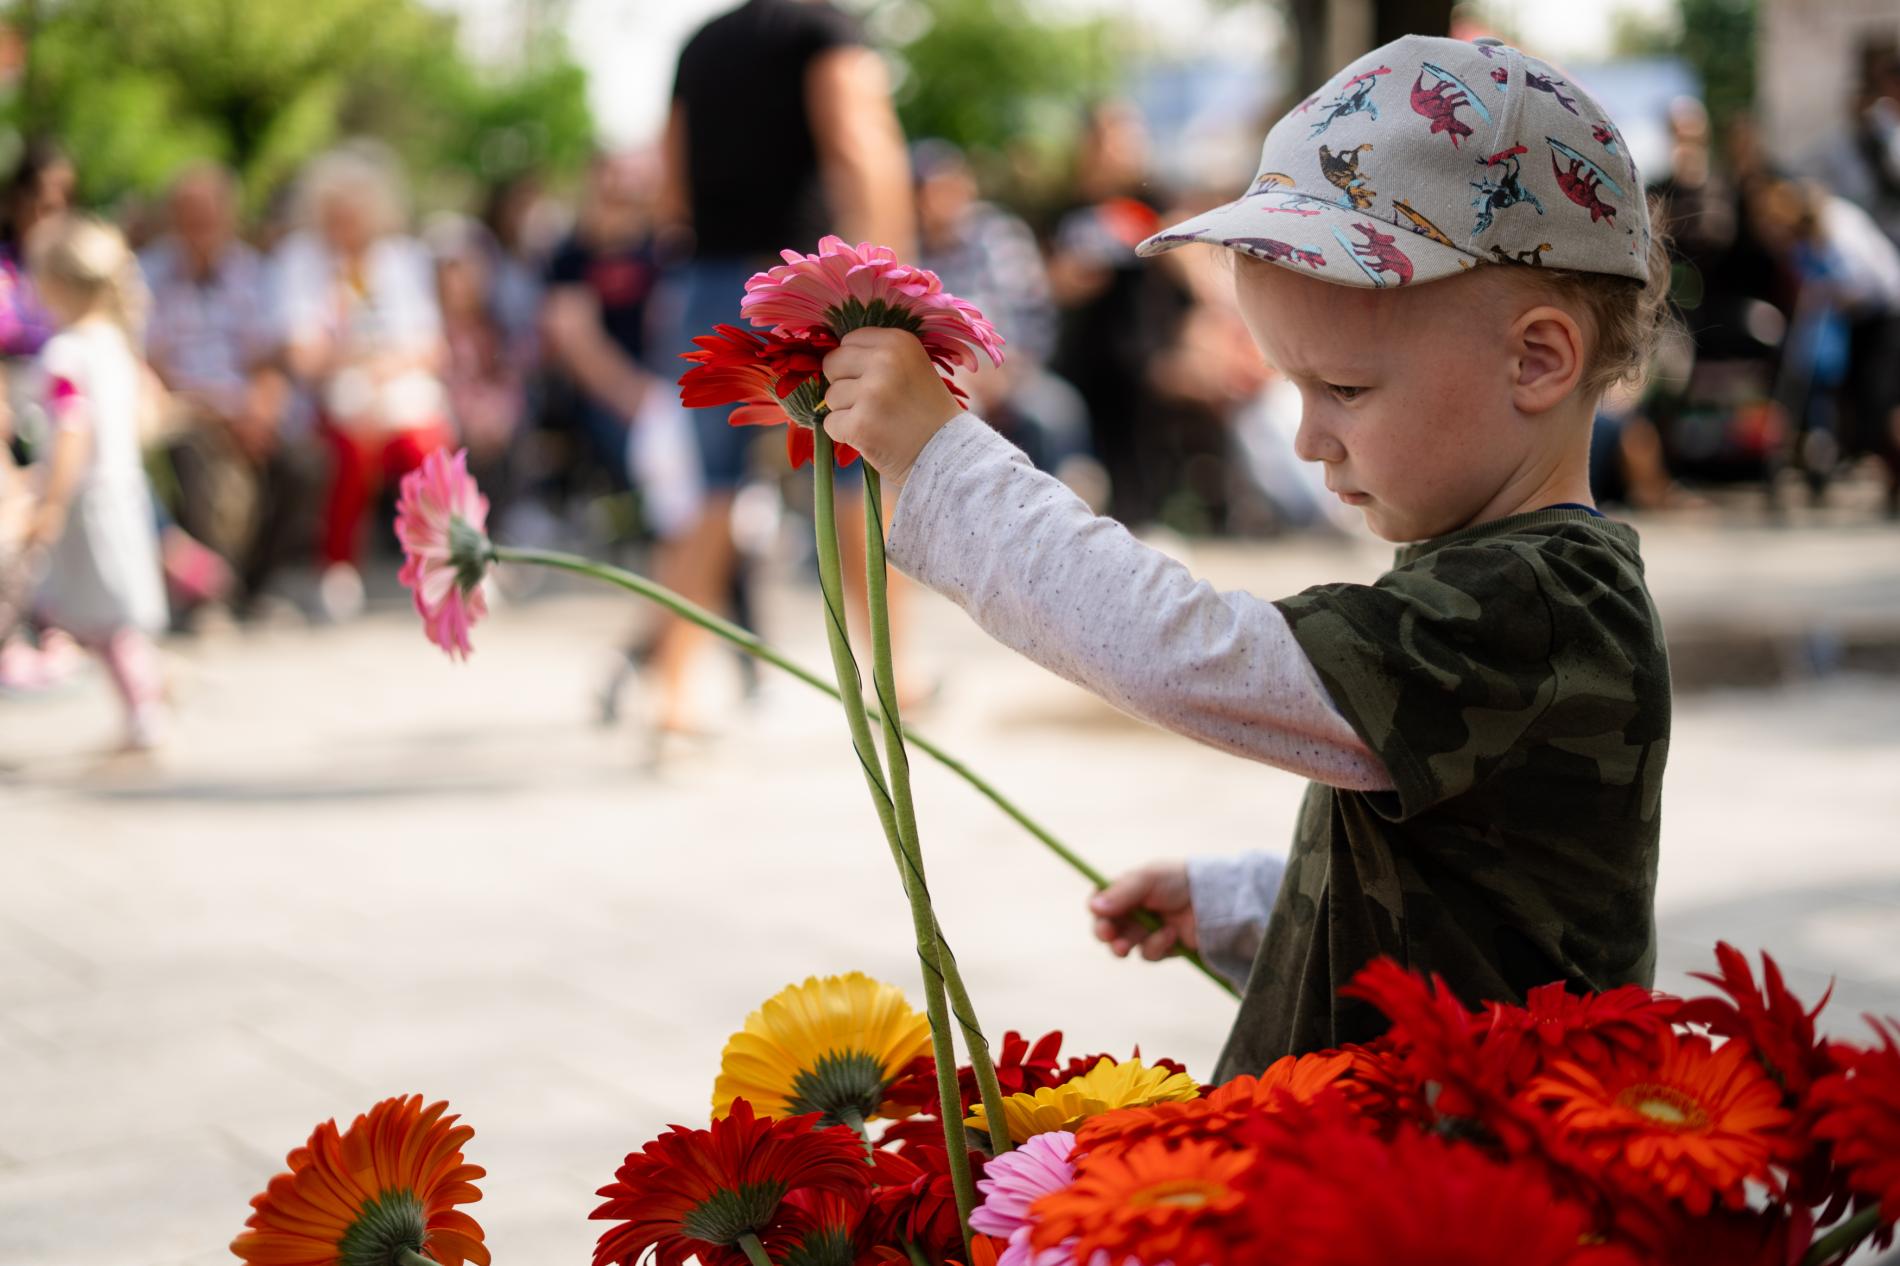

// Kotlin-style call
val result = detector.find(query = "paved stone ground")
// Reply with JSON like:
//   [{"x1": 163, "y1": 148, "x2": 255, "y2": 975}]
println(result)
[{"x1": 2, "y1": 513, "x2": 1898, "y2": 1266}]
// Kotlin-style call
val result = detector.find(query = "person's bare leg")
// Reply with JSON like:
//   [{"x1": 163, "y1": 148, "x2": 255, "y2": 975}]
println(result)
[{"x1": 647, "y1": 492, "x2": 738, "y2": 733}]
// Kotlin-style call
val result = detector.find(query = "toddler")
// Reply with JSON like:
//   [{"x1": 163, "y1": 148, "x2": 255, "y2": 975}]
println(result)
[
  {"x1": 20, "y1": 215, "x2": 169, "y2": 749},
  {"x1": 821, "y1": 34, "x2": 1672, "y2": 1076}
]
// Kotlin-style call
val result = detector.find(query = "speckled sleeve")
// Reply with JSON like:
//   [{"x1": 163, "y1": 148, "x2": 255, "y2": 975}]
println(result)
[{"x1": 887, "y1": 413, "x2": 1393, "y2": 792}]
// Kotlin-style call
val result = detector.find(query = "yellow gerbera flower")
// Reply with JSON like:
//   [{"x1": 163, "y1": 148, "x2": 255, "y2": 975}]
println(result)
[
  {"x1": 967, "y1": 1057, "x2": 1201, "y2": 1145},
  {"x1": 712, "y1": 972, "x2": 933, "y2": 1128}
]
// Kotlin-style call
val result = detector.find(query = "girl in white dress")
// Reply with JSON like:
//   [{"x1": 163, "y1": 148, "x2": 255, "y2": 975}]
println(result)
[{"x1": 20, "y1": 215, "x2": 168, "y2": 749}]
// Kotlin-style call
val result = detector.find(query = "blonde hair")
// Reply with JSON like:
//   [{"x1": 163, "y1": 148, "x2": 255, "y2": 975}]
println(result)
[
  {"x1": 1488, "y1": 227, "x2": 1677, "y2": 402},
  {"x1": 29, "y1": 212, "x2": 149, "y2": 341}
]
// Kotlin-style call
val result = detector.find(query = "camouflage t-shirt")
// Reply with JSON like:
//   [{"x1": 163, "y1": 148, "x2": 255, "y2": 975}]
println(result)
[{"x1": 1214, "y1": 507, "x2": 1670, "y2": 1080}]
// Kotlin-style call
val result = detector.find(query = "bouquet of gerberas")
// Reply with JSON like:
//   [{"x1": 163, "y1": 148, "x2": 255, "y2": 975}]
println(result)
[{"x1": 228, "y1": 946, "x2": 1900, "y2": 1266}]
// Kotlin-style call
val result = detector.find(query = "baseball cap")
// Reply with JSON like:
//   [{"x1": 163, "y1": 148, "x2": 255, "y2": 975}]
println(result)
[{"x1": 1137, "y1": 34, "x2": 1651, "y2": 288}]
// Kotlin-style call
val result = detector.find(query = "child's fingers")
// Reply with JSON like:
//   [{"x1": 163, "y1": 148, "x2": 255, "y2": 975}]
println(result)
[
  {"x1": 1088, "y1": 872, "x2": 1156, "y2": 919},
  {"x1": 820, "y1": 343, "x2": 873, "y2": 382},
  {"x1": 822, "y1": 378, "x2": 860, "y2": 414},
  {"x1": 1138, "y1": 925, "x2": 1179, "y2": 961}
]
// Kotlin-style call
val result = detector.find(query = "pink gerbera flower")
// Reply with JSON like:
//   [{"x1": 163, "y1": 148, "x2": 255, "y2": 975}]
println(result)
[
  {"x1": 969, "y1": 1130, "x2": 1102, "y2": 1266},
  {"x1": 396, "y1": 447, "x2": 492, "y2": 660},
  {"x1": 739, "y1": 236, "x2": 1006, "y2": 379}
]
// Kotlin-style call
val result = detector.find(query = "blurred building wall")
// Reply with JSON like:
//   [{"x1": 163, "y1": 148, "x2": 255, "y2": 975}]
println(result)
[{"x1": 1759, "y1": 0, "x2": 1899, "y2": 165}]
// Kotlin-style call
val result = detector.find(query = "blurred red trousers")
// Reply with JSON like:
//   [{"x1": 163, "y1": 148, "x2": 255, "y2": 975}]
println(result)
[{"x1": 319, "y1": 419, "x2": 453, "y2": 566}]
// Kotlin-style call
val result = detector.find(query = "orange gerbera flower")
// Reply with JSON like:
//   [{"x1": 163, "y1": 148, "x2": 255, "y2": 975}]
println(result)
[
  {"x1": 230, "y1": 1094, "x2": 488, "y2": 1266},
  {"x1": 1075, "y1": 1051, "x2": 1357, "y2": 1152},
  {"x1": 1029, "y1": 1136, "x2": 1255, "y2": 1266},
  {"x1": 1532, "y1": 1029, "x2": 1797, "y2": 1214}
]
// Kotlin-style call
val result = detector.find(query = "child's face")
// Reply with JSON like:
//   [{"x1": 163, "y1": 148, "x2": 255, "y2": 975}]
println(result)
[{"x1": 1233, "y1": 259, "x2": 1552, "y2": 542}]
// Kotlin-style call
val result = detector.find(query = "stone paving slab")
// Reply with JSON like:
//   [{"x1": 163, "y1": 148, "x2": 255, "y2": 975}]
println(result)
[{"x1": 3, "y1": 518, "x2": 1899, "y2": 1264}]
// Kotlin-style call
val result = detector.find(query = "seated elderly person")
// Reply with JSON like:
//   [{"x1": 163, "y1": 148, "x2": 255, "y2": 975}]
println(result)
[
  {"x1": 275, "y1": 144, "x2": 450, "y2": 621},
  {"x1": 142, "y1": 162, "x2": 317, "y2": 617}
]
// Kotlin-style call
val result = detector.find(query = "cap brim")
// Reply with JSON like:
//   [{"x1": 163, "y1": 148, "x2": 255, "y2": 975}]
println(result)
[{"x1": 1137, "y1": 189, "x2": 1479, "y2": 290}]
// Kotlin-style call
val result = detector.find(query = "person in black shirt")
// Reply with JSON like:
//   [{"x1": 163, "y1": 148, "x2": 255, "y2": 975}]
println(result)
[{"x1": 636, "y1": 0, "x2": 914, "y2": 735}]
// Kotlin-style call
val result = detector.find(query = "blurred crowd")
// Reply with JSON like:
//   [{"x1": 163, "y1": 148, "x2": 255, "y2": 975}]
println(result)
[
  {"x1": 1602, "y1": 43, "x2": 1900, "y2": 515},
  {"x1": 3, "y1": 0, "x2": 1900, "y2": 754}
]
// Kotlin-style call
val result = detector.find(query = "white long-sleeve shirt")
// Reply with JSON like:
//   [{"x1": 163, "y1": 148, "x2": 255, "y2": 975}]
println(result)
[{"x1": 887, "y1": 414, "x2": 1397, "y2": 983}]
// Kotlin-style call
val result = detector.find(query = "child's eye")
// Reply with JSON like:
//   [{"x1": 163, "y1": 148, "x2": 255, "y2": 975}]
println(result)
[{"x1": 1326, "y1": 384, "x2": 1365, "y2": 402}]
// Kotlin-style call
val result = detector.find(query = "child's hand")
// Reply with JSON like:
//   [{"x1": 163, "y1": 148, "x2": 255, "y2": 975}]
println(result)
[
  {"x1": 820, "y1": 328, "x2": 963, "y2": 487},
  {"x1": 1089, "y1": 862, "x2": 1198, "y2": 961}
]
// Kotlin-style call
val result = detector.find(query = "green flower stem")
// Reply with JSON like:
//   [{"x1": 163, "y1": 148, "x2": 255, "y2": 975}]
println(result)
[
  {"x1": 863, "y1": 465, "x2": 1013, "y2": 1153},
  {"x1": 397, "y1": 1251, "x2": 438, "y2": 1266},
  {"x1": 904, "y1": 1244, "x2": 931, "y2": 1266},
  {"x1": 810, "y1": 425, "x2": 978, "y2": 1251},
  {"x1": 737, "y1": 1231, "x2": 776, "y2": 1266},
  {"x1": 486, "y1": 547, "x2": 1238, "y2": 1000},
  {"x1": 838, "y1": 1104, "x2": 873, "y2": 1159},
  {"x1": 1801, "y1": 1206, "x2": 1883, "y2": 1266}
]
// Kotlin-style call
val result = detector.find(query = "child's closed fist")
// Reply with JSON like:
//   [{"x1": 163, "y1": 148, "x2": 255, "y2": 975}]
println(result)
[
  {"x1": 1088, "y1": 862, "x2": 1198, "y2": 961},
  {"x1": 820, "y1": 328, "x2": 962, "y2": 486}
]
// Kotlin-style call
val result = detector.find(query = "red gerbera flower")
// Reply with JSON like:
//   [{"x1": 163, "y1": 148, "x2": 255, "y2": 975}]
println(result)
[
  {"x1": 230, "y1": 1094, "x2": 489, "y2": 1266},
  {"x1": 861, "y1": 1144, "x2": 986, "y2": 1265},
  {"x1": 1679, "y1": 943, "x2": 1836, "y2": 1096},
  {"x1": 590, "y1": 1099, "x2": 873, "y2": 1266},
  {"x1": 779, "y1": 1188, "x2": 871, "y2": 1266},
  {"x1": 884, "y1": 1030, "x2": 1068, "y2": 1119},
  {"x1": 1340, "y1": 959, "x2": 1531, "y2": 1139},
  {"x1": 1679, "y1": 944, "x2": 1855, "y2": 1209},
  {"x1": 1341, "y1": 960, "x2": 1670, "y2": 1240},
  {"x1": 1029, "y1": 1135, "x2": 1256, "y2": 1266},
  {"x1": 1242, "y1": 1109, "x2": 1634, "y2": 1266},
  {"x1": 1058, "y1": 1048, "x2": 1191, "y2": 1084},
  {"x1": 1811, "y1": 1017, "x2": 1900, "y2": 1225},
  {"x1": 881, "y1": 1031, "x2": 1081, "y2": 1152},
  {"x1": 1645, "y1": 1207, "x2": 1814, "y2": 1266},
  {"x1": 1330, "y1": 1038, "x2": 1434, "y2": 1131},
  {"x1": 678, "y1": 324, "x2": 854, "y2": 470},
  {"x1": 1532, "y1": 1028, "x2": 1798, "y2": 1215},
  {"x1": 1484, "y1": 982, "x2": 1682, "y2": 1087}
]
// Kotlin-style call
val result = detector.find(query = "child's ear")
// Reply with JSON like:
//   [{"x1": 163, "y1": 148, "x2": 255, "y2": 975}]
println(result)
[{"x1": 1509, "y1": 305, "x2": 1586, "y2": 415}]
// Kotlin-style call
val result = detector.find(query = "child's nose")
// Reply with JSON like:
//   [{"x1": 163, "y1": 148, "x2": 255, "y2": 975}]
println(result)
[{"x1": 1292, "y1": 407, "x2": 1347, "y2": 464}]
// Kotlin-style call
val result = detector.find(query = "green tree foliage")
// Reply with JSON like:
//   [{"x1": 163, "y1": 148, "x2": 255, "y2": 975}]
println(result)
[
  {"x1": 6, "y1": 0, "x2": 593, "y2": 212},
  {"x1": 1674, "y1": 0, "x2": 1756, "y2": 128},
  {"x1": 881, "y1": 0, "x2": 1126, "y2": 161},
  {"x1": 1612, "y1": 0, "x2": 1756, "y2": 130}
]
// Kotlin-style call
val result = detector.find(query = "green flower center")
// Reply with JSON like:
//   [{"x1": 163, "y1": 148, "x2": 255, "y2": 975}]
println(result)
[
  {"x1": 337, "y1": 1189, "x2": 428, "y2": 1266},
  {"x1": 824, "y1": 297, "x2": 925, "y2": 337},
  {"x1": 785, "y1": 1049, "x2": 889, "y2": 1126},
  {"x1": 782, "y1": 376, "x2": 830, "y2": 428},
  {"x1": 680, "y1": 1181, "x2": 790, "y2": 1245},
  {"x1": 783, "y1": 1225, "x2": 857, "y2": 1266}
]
